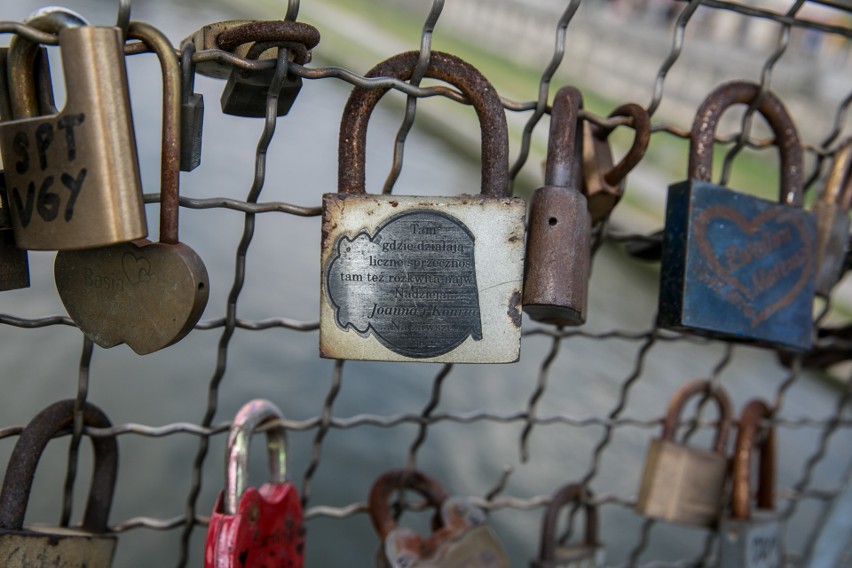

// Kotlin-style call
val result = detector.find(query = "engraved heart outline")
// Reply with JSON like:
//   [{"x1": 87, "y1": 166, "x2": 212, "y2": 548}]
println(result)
[{"x1": 693, "y1": 205, "x2": 813, "y2": 328}]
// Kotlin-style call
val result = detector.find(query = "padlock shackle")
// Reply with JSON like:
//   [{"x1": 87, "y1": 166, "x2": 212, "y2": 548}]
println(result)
[
  {"x1": 368, "y1": 468, "x2": 450, "y2": 541},
  {"x1": 661, "y1": 379, "x2": 733, "y2": 454},
  {"x1": 688, "y1": 81, "x2": 804, "y2": 207},
  {"x1": 731, "y1": 399, "x2": 776, "y2": 520},
  {"x1": 127, "y1": 21, "x2": 181, "y2": 245},
  {"x1": 537, "y1": 483, "x2": 598, "y2": 562},
  {"x1": 0, "y1": 399, "x2": 117, "y2": 533},
  {"x1": 338, "y1": 50, "x2": 510, "y2": 198},
  {"x1": 8, "y1": 8, "x2": 88, "y2": 119},
  {"x1": 545, "y1": 86, "x2": 583, "y2": 189},
  {"x1": 822, "y1": 138, "x2": 852, "y2": 211},
  {"x1": 225, "y1": 399, "x2": 288, "y2": 515},
  {"x1": 598, "y1": 103, "x2": 651, "y2": 187}
]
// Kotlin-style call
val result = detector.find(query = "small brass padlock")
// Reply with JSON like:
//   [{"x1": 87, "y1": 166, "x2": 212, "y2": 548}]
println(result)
[
  {"x1": 54, "y1": 22, "x2": 209, "y2": 355},
  {"x1": 530, "y1": 483, "x2": 604, "y2": 568},
  {"x1": 719, "y1": 399, "x2": 784, "y2": 568},
  {"x1": 636, "y1": 379, "x2": 733, "y2": 527},
  {"x1": 370, "y1": 469, "x2": 510, "y2": 568},
  {"x1": 0, "y1": 9, "x2": 146, "y2": 250},
  {"x1": 320, "y1": 51, "x2": 524, "y2": 363},
  {"x1": 0, "y1": 399, "x2": 118, "y2": 567},
  {"x1": 813, "y1": 138, "x2": 851, "y2": 298}
]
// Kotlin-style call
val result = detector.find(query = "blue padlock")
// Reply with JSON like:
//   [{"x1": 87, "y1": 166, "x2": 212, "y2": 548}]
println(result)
[{"x1": 658, "y1": 81, "x2": 816, "y2": 351}]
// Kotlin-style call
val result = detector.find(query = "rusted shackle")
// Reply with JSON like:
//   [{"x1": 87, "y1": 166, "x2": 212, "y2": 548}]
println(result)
[
  {"x1": 532, "y1": 483, "x2": 602, "y2": 567},
  {"x1": 522, "y1": 86, "x2": 590, "y2": 326},
  {"x1": 731, "y1": 399, "x2": 776, "y2": 520}
]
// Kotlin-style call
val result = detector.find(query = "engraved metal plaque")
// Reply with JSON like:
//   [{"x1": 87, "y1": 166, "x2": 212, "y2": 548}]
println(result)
[{"x1": 320, "y1": 194, "x2": 525, "y2": 363}]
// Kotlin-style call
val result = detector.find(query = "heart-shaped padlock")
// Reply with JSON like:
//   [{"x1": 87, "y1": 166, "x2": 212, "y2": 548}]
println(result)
[{"x1": 54, "y1": 22, "x2": 208, "y2": 355}]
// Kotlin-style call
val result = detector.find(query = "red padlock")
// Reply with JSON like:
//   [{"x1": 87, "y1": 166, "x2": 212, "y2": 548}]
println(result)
[{"x1": 205, "y1": 399, "x2": 304, "y2": 568}]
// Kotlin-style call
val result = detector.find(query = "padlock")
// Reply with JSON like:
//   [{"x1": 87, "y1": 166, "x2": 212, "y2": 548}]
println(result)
[
  {"x1": 530, "y1": 483, "x2": 604, "y2": 568},
  {"x1": 812, "y1": 138, "x2": 851, "y2": 297},
  {"x1": 581, "y1": 103, "x2": 650, "y2": 224},
  {"x1": 0, "y1": 9, "x2": 147, "y2": 250},
  {"x1": 719, "y1": 399, "x2": 784, "y2": 568},
  {"x1": 320, "y1": 51, "x2": 525, "y2": 363},
  {"x1": 179, "y1": 41, "x2": 203, "y2": 172},
  {"x1": 521, "y1": 86, "x2": 590, "y2": 326},
  {"x1": 205, "y1": 399, "x2": 304, "y2": 568},
  {"x1": 369, "y1": 469, "x2": 509, "y2": 568},
  {"x1": 54, "y1": 21, "x2": 209, "y2": 355},
  {"x1": 0, "y1": 398, "x2": 118, "y2": 567},
  {"x1": 635, "y1": 379, "x2": 733, "y2": 527},
  {"x1": 657, "y1": 81, "x2": 816, "y2": 351}
]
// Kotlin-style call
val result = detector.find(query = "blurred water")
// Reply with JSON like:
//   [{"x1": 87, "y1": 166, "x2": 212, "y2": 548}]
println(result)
[{"x1": 0, "y1": 0, "x2": 850, "y2": 566}]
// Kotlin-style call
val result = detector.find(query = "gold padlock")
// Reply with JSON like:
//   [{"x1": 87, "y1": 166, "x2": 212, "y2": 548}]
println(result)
[{"x1": 0, "y1": 9, "x2": 146, "y2": 250}]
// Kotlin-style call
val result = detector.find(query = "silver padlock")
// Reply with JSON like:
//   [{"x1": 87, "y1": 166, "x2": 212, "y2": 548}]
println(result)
[
  {"x1": 635, "y1": 379, "x2": 733, "y2": 527},
  {"x1": 531, "y1": 483, "x2": 604, "y2": 568},
  {"x1": 813, "y1": 138, "x2": 851, "y2": 297},
  {"x1": 719, "y1": 399, "x2": 784, "y2": 568}
]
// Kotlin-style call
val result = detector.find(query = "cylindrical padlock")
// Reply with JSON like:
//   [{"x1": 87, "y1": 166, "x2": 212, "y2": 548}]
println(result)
[
  {"x1": 0, "y1": 399, "x2": 118, "y2": 567},
  {"x1": 320, "y1": 51, "x2": 525, "y2": 364},
  {"x1": 657, "y1": 81, "x2": 815, "y2": 351},
  {"x1": 719, "y1": 399, "x2": 783, "y2": 568},
  {"x1": 522, "y1": 86, "x2": 591, "y2": 326},
  {"x1": 205, "y1": 399, "x2": 304, "y2": 568},
  {"x1": 813, "y1": 138, "x2": 852, "y2": 297},
  {"x1": 636, "y1": 379, "x2": 733, "y2": 527},
  {"x1": 0, "y1": 9, "x2": 146, "y2": 250},
  {"x1": 54, "y1": 21, "x2": 209, "y2": 355},
  {"x1": 531, "y1": 483, "x2": 604, "y2": 568},
  {"x1": 369, "y1": 469, "x2": 509, "y2": 568}
]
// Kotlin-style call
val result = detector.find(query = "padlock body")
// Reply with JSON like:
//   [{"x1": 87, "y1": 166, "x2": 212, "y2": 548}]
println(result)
[
  {"x1": 205, "y1": 483, "x2": 304, "y2": 568},
  {"x1": 581, "y1": 124, "x2": 620, "y2": 224},
  {"x1": 636, "y1": 438, "x2": 728, "y2": 527},
  {"x1": 530, "y1": 544, "x2": 604, "y2": 568},
  {"x1": 718, "y1": 515, "x2": 783, "y2": 568},
  {"x1": 385, "y1": 525, "x2": 509, "y2": 568},
  {"x1": 180, "y1": 93, "x2": 204, "y2": 172},
  {"x1": 320, "y1": 193, "x2": 525, "y2": 363},
  {"x1": 0, "y1": 526, "x2": 116, "y2": 567},
  {"x1": 523, "y1": 185, "x2": 590, "y2": 325},
  {"x1": 658, "y1": 181, "x2": 816, "y2": 351},
  {"x1": 220, "y1": 68, "x2": 301, "y2": 118},
  {"x1": 813, "y1": 201, "x2": 850, "y2": 297},
  {"x1": 0, "y1": 26, "x2": 146, "y2": 250}
]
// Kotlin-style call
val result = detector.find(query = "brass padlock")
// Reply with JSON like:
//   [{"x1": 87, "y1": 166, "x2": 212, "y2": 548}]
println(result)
[
  {"x1": 0, "y1": 399, "x2": 118, "y2": 567},
  {"x1": 719, "y1": 399, "x2": 784, "y2": 568},
  {"x1": 530, "y1": 483, "x2": 604, "y2": 568},
  {"x1": 635, "y1": 379, "x2": 733, "y2": 527},
  {"x1": 522, "y1": 86, "x2": 590, "y2": 326},
  {"x1": 0, "y1": 9, "x2": 146, "y2": 250},
  {"x1": 581, "y1": 103, "x2": 650, "y2": 224},
  {"x1": 813, "y1": 138, "x2": 851, "y2": 298},
  {"x1": 54, "y1": 22, "x2": 209, "y2": 355},
  {"x1": 370, "y1": 469, "x2": 510, "y2": 567},
  {"x1": 320, "y1": 51, "x2": 524, "y2": 363}
]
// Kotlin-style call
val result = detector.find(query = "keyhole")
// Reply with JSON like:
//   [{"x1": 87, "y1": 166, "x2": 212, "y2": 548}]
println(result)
[{"x1": 548, "y1": 217, "x2": 558, "y2": 226}]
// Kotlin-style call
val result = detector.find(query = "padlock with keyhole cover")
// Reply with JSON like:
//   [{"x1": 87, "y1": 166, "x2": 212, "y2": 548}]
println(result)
[
  {"x1": 657, "y1": 81, "x2": 816, "y2": 351},
  {"x1": 369, "y1": 469, "x2": 509, "y2": 568},
  {"x1": 812, "y1": 138, "x2": 852, "y2": 298},
  {"x1": 530, "y1": 484, "x2": 604, "y2": 568},
  {"x1": 320, "y1": 51, "x2": 525, "y2": 364},
  {"x1": 0, "y1": 399, "x2": 118, "y2": 567},
  {"x1": 205, "y1": 399, "x2": 304, "y2": 568},
  {"x1": 635, "y1": 379, "x2": 733, "y2": 527},
  {"x1": 718, "y1": 399, "x2": 784, "y2": 568},
  {"x1": 0, "y1": 8, "x2": 146, "y2": 250},
  {"x1": 54, "y1": 22, "x2": 209, "y2": 355}
]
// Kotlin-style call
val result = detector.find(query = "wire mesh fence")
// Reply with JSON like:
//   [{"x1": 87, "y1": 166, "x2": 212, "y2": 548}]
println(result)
[{"x1": 0, "y1": 0, "x2": 851, "y2": 566}]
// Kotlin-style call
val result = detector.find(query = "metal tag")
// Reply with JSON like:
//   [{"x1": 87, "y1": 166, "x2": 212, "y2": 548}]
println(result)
[
  {"x1": 0, "y1": 528, "x2": 115, "y2": 568},
  {"x1": 719, "y1": 517, "x2": 784, "y2": 568}
]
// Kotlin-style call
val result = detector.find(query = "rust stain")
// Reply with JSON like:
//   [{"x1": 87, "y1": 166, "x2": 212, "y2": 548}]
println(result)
[
  {"x1": 390, "y1": 201, "x2": 399, "y2": 207},
  {"x1": 508, "y1": 290, "x2": 522, "y2": 328}
]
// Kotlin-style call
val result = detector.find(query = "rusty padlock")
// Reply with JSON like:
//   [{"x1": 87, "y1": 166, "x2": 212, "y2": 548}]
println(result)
[
  {"x1": 531, "y1": 484, "x2": 604, "y2": 568},
  {"x1": 719, "y1": 399, "x2": 784, "y2": 568},
  {"x1": 813, "y1": 138, "x2": 852, "y2": 297},
  {"x1": 657, "y1": 81, "x2": 816, "y2": 351},
  {"x1": 0, "y1": 8, "x2": 146, "y2": 250},
  {"x1": 54, "y1": 21, "x2": 209, "y2": 355},
  {"x1": 636, "y1": 379, "x2": 733, "y2": 527},
  {"x1": 522, "y1": 86, "x2": 590, "y2": 326},
  {"x1": 581, "y1": 103, "x2": 650, "y2": 224},
  {"x1": 370, "y1": 469, "x2": 509, "y2": 567},
  {"x1": 205, "y1": 399, "x2": 304, "y2": 568},
  {"x1": 320, "y1": 51, "x2": 524, "y2": 363},
  {"x1": 0, "y1": 399, "x2": 118, "y2": 567}
]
